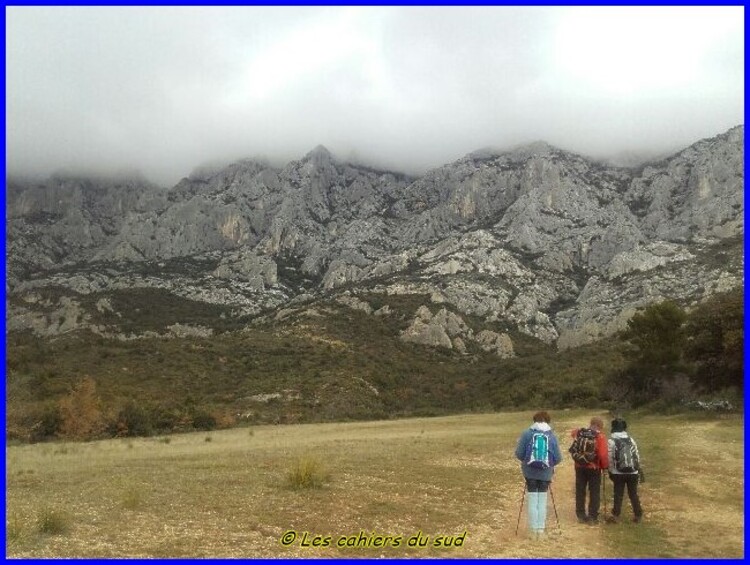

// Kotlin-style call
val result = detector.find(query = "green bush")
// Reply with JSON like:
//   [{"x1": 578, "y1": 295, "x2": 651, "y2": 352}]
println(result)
[
  {"x1": 115, "y1": 401, "x2": 153, "y2": 437},
  {"x1": 30, "y1": 404, "x2": 62, "y2": 442},
  {"x1": 192, "y1": 411, "x2": 217, "y2": 431},
  {"x1": 147, "y1": 404, "x2": 182, "y2": 434}
]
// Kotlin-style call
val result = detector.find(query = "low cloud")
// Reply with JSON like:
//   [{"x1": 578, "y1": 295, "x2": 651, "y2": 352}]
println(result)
[{"x1": 7, "y1": 6, "x2": 743, "y2": 186}]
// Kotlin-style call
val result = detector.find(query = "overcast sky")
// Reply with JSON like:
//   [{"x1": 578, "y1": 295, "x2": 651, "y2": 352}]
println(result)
[{"x1": 6, "y1": 6, "x2": 744, "y2": 186}]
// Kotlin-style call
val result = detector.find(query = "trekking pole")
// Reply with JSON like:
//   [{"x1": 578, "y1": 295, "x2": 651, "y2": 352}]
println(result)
[
  {"x1": 514, "y1": 484, "x2": 526, "y2": 536},
  {"x1": 548, "y1": 484, "x2": 561, "y2": 532}
]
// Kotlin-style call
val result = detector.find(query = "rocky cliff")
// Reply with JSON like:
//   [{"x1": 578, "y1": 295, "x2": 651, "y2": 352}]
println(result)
[{"x1": 6, "y1": 125, "x2": 743, "y2": 352}]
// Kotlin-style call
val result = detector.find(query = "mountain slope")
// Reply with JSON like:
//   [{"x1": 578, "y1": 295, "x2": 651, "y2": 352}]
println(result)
[{"x1": 5, "y1": 126, "x2": 744, "y2": 350}]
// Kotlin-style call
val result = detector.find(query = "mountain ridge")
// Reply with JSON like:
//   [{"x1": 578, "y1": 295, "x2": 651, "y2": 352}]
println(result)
[{"x1": 6, "y1": 125, "x2": 744, "y2": 351}]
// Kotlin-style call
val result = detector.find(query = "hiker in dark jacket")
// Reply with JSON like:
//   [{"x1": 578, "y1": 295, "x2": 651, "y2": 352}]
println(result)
[
  {"x1": 569, "y1": 416, "x2": 609, "y2": 524},
  {"x1": 515, "y1": 411, "x2": 563, "y2": 537},
  {"x1": 605, "y1": 418, "x2": 644, "y2": 523}
]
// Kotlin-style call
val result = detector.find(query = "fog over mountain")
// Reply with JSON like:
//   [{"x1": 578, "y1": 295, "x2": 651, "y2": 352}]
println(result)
[{"x1": 6, "y1": 6, "x2": 743, "y2": 186}]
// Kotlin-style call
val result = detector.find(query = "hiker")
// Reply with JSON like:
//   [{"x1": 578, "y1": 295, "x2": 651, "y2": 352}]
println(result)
[
  {"x1": 514, "y1": 411, "x2": 563, "y2": 537},
  {"x1": 569, "y1": 416, "x2": 609, "y2": 524},
  {"x1": 605, "y1": 418, "x2": 644, "y2": 523}
]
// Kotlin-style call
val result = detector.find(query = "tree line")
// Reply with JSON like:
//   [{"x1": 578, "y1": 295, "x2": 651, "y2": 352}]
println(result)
[{"x1": 611, "y1": 288, "x2": 743, "y2": 407}]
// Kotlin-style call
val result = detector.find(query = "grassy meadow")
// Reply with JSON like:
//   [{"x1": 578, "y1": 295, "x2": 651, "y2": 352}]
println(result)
[{"x1": 5, "y1": 409, "x2": 744, "y2": 558}]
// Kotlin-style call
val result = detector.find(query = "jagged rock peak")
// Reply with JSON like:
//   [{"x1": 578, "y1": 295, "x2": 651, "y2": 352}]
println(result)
[
  {"x1": 707, "y1": 123, "x2": 743, "y2": 143},
  {"x1": 506, "y1": 140, "x2": 562, "y2": 160},
  {"x1": 187, "y1": 158, "x2": 272, "y2": 182},
  {"x1": 49, "y1": 169, "x2": 152, "y2": 185},
  {"x1": 303, "y1": 144, "x2": 334, "y2": 167},
  {"x1": 465, "y1": 140, "x2": 565, "y2": 164}
]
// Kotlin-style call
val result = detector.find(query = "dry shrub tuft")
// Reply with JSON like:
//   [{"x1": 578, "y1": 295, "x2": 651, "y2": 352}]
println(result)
[
  {"x1": 285, "y1": 456, "x2": 330, "y2": 490},
  {"x1": 36, "y1": 507, "x2": 71, "y2": 535}
]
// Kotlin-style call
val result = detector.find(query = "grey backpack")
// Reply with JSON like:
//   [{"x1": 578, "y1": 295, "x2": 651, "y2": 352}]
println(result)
[{"x1": 613, "y1": 437, "x2": 639, "y2": 473}]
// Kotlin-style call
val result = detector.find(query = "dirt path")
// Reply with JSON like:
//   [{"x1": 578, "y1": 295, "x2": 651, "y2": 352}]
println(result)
[{"x1": 470, "y1": 454, "x2": 615, "y2": 558}]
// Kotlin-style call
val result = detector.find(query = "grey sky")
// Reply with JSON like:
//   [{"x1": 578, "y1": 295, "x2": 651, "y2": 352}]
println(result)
[{"x1": 6, "y1": 6, "x2": 744, "y2": 186}]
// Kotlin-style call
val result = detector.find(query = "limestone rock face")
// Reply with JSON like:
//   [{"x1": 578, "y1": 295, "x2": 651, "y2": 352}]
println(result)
[
  {"x1": 400, "y1": 306, "x2": 515, "y2": 357},
  {"x1": 213, "y1": 252, "x2": 278, "y2": 289},
  {"x1": 322, "y1": 261, "x2": 365, "y2": 290},
  {"x1": 400, "y1": 306, "x2": 472, "y2": 350},
  {"x1": 400, "y1": 308, "x2": 454, "y2": 349},
  {"x1": 475, "y1": 330, "x2": 515, "y2": 358},
  {"x1": 604, "y1": 242, "x2": 694, "y2": 279},
  {"x1": 624, "y1": 126, "x2": 744, "y2": 242},
  {"x1": 6, "y1": 126, "x2": 743, "y2": 347},
  {"x1": 167, "y1": 324, "x2": 214, "y2": 338},
  {"x1": 7, "y1": 296, "x2": 92, "y2": 337},
  {"x1": 336, "y1": 294, "x2": 373, "y2": 315},
  {"x1": 6, "y1": 174, "x2": 165, "y2": 284}
]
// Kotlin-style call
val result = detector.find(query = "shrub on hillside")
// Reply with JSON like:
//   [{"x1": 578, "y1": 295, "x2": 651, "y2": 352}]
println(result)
[
  {"x1": 58, "y1": 377, "x2": 105, "y2": 440},
  {"x1": 113, "y1": 401, "x2": 153, "y2": 437},
  {"x1": 191, "y1": 411, "x2": 217, "y2": 431},
  {"x1": 147, "y1": 404, "x2": 184, "y2": 434},
  {"x1": 212, "y1": 410, "x2": 238, "y2": 430},
  {"x1": 31, "y1": 404, "x2": 62, "y2": 442}
]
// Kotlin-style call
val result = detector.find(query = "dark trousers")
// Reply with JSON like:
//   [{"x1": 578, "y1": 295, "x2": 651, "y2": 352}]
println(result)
[
  {"x1": 575, "y1": 467, "x2": 601, "y2": 520},
  {"x1": 525, "y1": 478, "x2": 550, "y2": 492},
  {"x1": 611, "y1": 474, "x2": 643, "y2": 518}
]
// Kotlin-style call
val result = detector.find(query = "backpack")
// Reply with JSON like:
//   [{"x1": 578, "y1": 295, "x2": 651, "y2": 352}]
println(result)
[
  {"x1": 613, "y1": 437, "x2": 639, "y2": 473},
  {"x1": 569, "y1": 428, "x2": 598, "y2": 465},
  {"x1": 525, "y1": 431, "x2": 551, "y2": 469}
]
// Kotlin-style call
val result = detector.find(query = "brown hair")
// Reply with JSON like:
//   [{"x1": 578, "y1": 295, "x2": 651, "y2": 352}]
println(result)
[
  {"x1": 533, "y1": 411, "x2": 551, "y2": 423},
  {"x1": 590, "y1": 416, "x2": 604, "y2": 430}
]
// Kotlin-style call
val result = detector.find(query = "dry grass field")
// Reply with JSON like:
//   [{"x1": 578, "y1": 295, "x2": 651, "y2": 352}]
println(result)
[{"x1": 5, "y1": 409, "x2": 744, "y2": 558}]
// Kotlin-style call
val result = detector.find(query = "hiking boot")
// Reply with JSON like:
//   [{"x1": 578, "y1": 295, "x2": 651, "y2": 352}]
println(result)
[
  {"x1": 632, "y1": 516, "x2": 642, "y2": 523},
  {"x1": 604, "y1": 514, "x2": 619, "y2": 524},
  {"x1": 587, "y1": 517, "x2": 599, "y2": 525},
  {"x1": 577, "y1": 515, "x2": 589, "y2": 524}
]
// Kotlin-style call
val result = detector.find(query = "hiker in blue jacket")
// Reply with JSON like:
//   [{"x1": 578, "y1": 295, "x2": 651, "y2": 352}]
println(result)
[{"x1": 514, "y1": 411, "x2": 563, "y2": 537}]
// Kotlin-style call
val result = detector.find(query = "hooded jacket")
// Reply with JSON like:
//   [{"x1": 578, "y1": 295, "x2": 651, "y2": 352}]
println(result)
[
  {"x1": 515, "y1": 422, "x2": 563, "y2": 482},
  {"x1": 569, "y1": 427, "x2": 609, "y2": 470},
  {"x1": 608, "y1": 431, "x2": 641, "y2": 475}
]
